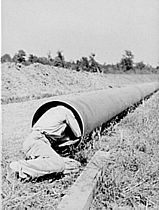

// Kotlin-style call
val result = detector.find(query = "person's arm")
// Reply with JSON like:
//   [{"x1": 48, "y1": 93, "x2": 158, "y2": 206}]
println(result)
[{"x1": 66, "y1": 114, "x2": 81, "y2": 138}]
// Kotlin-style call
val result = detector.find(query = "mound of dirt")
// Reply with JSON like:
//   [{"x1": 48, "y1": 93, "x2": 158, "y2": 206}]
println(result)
[{"x1": 1, "y1": 63, "x2": 159, "y2": 104}]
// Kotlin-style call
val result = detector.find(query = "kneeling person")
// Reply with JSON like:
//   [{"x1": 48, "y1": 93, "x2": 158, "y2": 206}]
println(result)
[{"x1": 8, "y1": 106, "x2": 81, "y2": 180}]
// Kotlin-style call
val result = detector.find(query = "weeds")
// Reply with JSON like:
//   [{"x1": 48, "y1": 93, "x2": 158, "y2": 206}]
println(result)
[
  {"x1": 91, "y1": 92, "x2": 159, "y2": 209},
  {"x1": 2, "y1": 93, "x2": 159, "y2": 209},
  {"x1": 2, "y1": 63, "x2": 159, "y2": 209}
]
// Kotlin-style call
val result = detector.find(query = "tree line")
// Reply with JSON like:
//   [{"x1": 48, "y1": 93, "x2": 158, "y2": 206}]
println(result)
[{"x1": 1, "y1": 50, "x2": 158, "y2": 73}]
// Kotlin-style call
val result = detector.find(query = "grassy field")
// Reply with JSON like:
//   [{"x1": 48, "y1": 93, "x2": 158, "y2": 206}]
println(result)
[
  {"x1": 91, "y1": 91, "x2": 159, "y2": 210},
  {"x1": 2, "y1": 63, "x2": 159, "y2": 104},
  {"x1": 2, "y1": 91, "x2": 159, "y2": 209},
  {"x1": 1, "y1": 64, "x2": 159, "y2": 209}
]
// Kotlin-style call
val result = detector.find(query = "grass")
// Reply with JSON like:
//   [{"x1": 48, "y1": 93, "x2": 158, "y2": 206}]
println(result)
[
  {"x1": 1, "y1": 65, "x2": 159, "y2": 209},
  {"x1": 2, "y1": 92, "x2": 159, "y2": 209},
  {"x1": 2, "y1": 62, "x2": 159, "y2": 105},
  {"x1": 91, "y1": 91, "x2": 159, "y2": 209},
  {"x1": 2, "y1": 172, "x2": 80, "y2": 209}
]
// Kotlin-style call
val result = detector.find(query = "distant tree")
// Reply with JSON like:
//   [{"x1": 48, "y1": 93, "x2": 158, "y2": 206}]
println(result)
[
  {"x1": 37, "y1": 57, "x2": 50, "y2": 65},
  {"x1": 120, "y1": 50, "x2": 134, "y2": 71},
  {"x1": 89, "y1": 53, "x2": 101, "y2": 73},
  {"x1": 115, "y1": 63, "x2": 121, "y2": 70},
  {"x1": 135, "y1": 61, "x2": 146, "y2": 70},
  {"x1": 102, "y1": 63, "x2": 117, "y2": 73},
  {"x1": 28, "y1": 54, "x2": 38, "y2": 64},
  {"x1": 64, "y1": 61, "x2": 72, "y2": 69},
  {"x1": 80, "y1": 57, "x2": 89, "y2": 71},
  {"x1": 1, "y1": 54, "x2": 12, "y2": 63},
  {"x1": 74, "y1": 60, "x2": 81, "y2": 71},
  {"x1": 53, "y1": 51, "x2": 65, "y2": 67},
  {"x1": 12, "y1": 50, "x2": 26, "y2": 64},
  {"x1": 156, "y1": 63, "x2": 159, "y2": 70},
  {"x1": 47, "y1": 51, "x2": 54, "y2": 63}
]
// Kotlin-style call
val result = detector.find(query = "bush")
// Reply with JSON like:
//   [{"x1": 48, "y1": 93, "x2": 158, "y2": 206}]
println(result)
[
  {"x1": 135, "y1": 61, "x2": 146, "y2": 70},
  {"x1": 119, "y1": 50, "x2": 134, "y2": 71},
  {"x1": 1, "y1": 54, "x2": 12, "y2": 63},
  {"x1": 12, "y1": 50, "x2": 26, "y2": 64},
  {"x1": 37, "y1": 57, "x2": 50, "y2": 65},
  {"x1": 89, "y1": 53, "x2": 101, "y2": 73},
  {"x1": 53, "y1": 51, "x2": 65, "y2": 67},
  {"x1": 28, "y1": 54, "x2": 39, "y2": 64}
]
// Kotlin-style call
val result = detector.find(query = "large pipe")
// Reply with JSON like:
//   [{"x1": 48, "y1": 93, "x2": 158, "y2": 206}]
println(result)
[{"x1": 32, "y1": 82, "x2": 159, "y2": 137}]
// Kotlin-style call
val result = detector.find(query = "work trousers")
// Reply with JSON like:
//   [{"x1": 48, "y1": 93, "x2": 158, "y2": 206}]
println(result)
[
  {"x1": 18, "y1": 130, "x2": 65, "y2": 178},
  {"x1": 15, "y1": 130, "x2": 80, "y2": 178}
]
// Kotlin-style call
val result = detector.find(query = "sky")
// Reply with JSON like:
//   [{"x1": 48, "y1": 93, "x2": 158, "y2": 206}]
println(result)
[{"x1": 1, "y1": 0, "x2": 159, "y2": 66}]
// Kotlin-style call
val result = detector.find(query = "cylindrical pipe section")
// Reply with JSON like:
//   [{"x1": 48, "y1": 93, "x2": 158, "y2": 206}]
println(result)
[{"x1": 32, "y1": 82, "x2": 159, "y2": 137}]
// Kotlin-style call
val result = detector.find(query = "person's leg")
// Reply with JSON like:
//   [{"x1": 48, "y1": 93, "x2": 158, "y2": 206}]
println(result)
[
  {"x1": 10, "y1": 155, "x2": 65, "y2": 179},
  {"x1": 9, "y1": 147, "x2": 81, "y2": 178},
  {"x1": 9, "y1": 139, "x2": 65, "y2": 179},
  {"x1": 7, "y1": 130, "x2": 81, "y2": 181}
]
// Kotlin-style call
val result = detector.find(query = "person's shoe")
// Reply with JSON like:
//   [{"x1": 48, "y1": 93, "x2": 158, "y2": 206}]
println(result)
[
  {"x1": 10, "y1": 161, "x2": 21, "y2": 172},
  {"x1": 9, "y1": 161, "x2": 28, "y2": 179}
]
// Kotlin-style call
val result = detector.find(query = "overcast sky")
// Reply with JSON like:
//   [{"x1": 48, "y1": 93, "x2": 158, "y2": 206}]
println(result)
[{"x1": 2, "y1": 0, "x2": 159, "y2": 66}]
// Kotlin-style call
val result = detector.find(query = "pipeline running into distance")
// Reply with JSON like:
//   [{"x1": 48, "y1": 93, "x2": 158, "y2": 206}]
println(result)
[{"x1": 32, "y1": 82, "x2": 159, "y2": 137}]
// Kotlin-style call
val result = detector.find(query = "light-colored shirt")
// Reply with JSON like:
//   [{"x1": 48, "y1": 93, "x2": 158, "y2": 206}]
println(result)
[{"x1": 33, "y1": 106, "x2": 81, "y2": 138}]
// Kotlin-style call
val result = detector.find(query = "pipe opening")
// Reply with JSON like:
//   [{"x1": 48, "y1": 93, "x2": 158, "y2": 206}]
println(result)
[{"x1": 32, "y1": 100, "x2": 84, "y2": 137}]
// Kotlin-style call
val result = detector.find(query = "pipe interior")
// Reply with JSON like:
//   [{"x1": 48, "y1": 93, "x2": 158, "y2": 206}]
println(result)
[{"x1": 32, "y1": 101, "x2": 84, "y2": 136}]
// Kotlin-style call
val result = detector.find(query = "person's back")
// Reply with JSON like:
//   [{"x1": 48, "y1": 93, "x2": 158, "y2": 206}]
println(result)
[{"x1": 7, "y1": 106, "x2": 81, "y2": 181}]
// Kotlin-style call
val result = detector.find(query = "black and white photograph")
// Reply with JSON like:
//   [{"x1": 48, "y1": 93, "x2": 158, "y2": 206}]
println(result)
[{"x1": 1, "y1": 0, "x2": 159, "y2": 209}]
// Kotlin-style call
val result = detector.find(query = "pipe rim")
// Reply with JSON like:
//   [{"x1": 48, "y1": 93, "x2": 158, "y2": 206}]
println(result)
[{"x1": 32, "y1": 100, "x2": 85, "y2": 137}]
